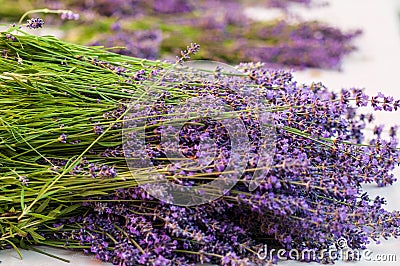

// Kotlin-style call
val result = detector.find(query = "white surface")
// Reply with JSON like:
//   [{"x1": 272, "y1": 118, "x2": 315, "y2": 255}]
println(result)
[
  {"x1": 1, "y1": 0, "x2": 400, "y2": 265},
  {"x1": 0, "y1": 246, "x2": 109, "y2": 266}
]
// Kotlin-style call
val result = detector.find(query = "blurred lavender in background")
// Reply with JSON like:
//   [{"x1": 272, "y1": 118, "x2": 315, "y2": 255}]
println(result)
[{"x1": 0, "y1": 0, "x2": 361, "y2": 69}]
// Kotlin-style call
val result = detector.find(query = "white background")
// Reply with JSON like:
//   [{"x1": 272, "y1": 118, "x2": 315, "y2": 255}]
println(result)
[{"x1": 1, "y1": 0, "x2": 400, "y2": 265}]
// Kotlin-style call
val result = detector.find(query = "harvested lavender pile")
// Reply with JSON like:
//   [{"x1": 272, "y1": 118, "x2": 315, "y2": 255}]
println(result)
[
  {"x1": 0, "y1": 25, "x2": 399, "y2": 266},
  {"x1": 0, "y1": 0, "x2": 360, "y2": 69}
]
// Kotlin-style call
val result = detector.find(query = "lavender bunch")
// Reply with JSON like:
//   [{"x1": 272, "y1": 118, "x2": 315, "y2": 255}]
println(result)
[
  {"x1": 38, "y1": 65, "x2": 400, "y2": 265},
  {"x1": 0, "y1": 26, "x2": 399, "y2": 265}
]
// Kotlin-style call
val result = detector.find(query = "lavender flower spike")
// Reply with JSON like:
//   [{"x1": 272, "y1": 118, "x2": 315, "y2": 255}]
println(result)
[
  {"x1": 26, "y1": 17, "x2": 44, "y2": 29},
  {"x1": 60, "y1": 10, "x2": 80, "y2": 21}
]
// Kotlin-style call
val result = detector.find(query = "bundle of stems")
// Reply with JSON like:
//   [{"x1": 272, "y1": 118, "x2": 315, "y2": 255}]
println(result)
[
  {"x1": 0, "y1": 25, "x2": 399, "y2": 265},
  {"x1": 0, "y1": 26, "x2": 165, "y2": 249}
]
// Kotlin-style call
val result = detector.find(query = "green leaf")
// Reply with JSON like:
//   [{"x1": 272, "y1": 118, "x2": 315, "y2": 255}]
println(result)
[
  {"x1": 81, "y1": 190, "x2": 108, "y2": 196},
  {"x1": 38, "y1": 189, "x2": 60, "y2": 200},
  {"x1": 35, "y1": 198, "x2": 50, "y2": 213},
  {"x1": 47, "y1": 205, "x2": 63, "y2": 218},
  {"x1": 28, "y1": 212, "x2": 54, "y2": 221},
  {"x1": 59, "y1": 204, "x2": 81, "y2": 216},
  {"x1": 98, "y1": 141, "x2": 122, "y2": 147},
  {"x1": 9, "y1": 223, "x2": 27, "y2": 237},
  {"x1": 26, "y1": 228, "x2": 45, "y2": 242},
  {"x1": 19, "y1": 238, "x2": 27, "y2": 249}
]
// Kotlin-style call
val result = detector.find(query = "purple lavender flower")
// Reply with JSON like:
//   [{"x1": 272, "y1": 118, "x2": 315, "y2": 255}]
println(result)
[
  {"x1": 90, "y1": 29, "x2": 162, "y2": 59},
  {"x1": 5, "y1": 33, "x2": 16, "y2": 41},
  {"x1": 93, "y1": 124, "x2": 104, "y2": 135},
  {"x1": 88, "y1": 163, "x2": 117, "y2": 178},
  {"x1": 60, "y1": 10, "x2": 80, "y2": 20},
  {"x1": 176, "y1": 43, "x2": 200, "y2": 64},
  {"x1": 58, "y1": 133, "x2": 67, "y2": 143},
  {"x1": 26, "y1": 18, "x2": 44, "y2": 29},
  {"x1": 18, "y1": 175, "x2": 29, "y2": 187}
]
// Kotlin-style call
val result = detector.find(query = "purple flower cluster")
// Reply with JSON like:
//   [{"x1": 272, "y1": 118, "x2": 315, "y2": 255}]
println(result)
[
  {"x1": 26, "y1": 17, "x2": 44, "y2": 29},
  {"x1": 68, "y1": 0, "x2": 141, "y2": 17},
  {"x1": 90, "y1": 29, "x2": 162, "y2": 59},
  {"x1": 88, "y1": 163, "x2": 117, "y2": 178},
  {"x1": 242, "y1": 21, "x2": 362, "y2": 69},
  {"x1": 93, "y1": 123, "x2": 104, "y2": 135},
  {"x1": 60, "y1": 10, "x2": 80, "y2": 20},
  {"x1": 176, "y1": 42, "x2": 200, "y2": 64},
  {"x1": 18, "y1": 175, "x2": 29, "y2": 187},
  {"x1": 43, "y1": 64, "x2": 400, "y2": 265},
  {"x1": 58, "y1": 133, "x2": 67, "y2": 143},
  {"x1": 49, "y1": 188, "x2": 259, "y2": 265}
]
